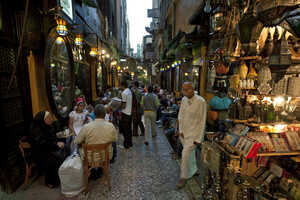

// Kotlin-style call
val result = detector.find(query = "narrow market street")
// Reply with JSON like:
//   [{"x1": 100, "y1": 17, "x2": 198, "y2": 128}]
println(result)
[{"x1": 0, "y1": 127, "x2": 202, "y2": 200}]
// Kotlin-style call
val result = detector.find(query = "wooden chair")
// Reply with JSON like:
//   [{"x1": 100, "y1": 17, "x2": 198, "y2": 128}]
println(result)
[
  {"x1": 82, "y1": 142, "x2": 112, "y2": 192},
  {"x1": 18, "y1": 137, "x2": 33, "y2": 189}
]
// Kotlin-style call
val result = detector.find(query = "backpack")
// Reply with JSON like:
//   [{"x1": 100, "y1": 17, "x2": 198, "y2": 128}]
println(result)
[{"x1": 131, "y1": 89, "x2": 143, "y2": 119}]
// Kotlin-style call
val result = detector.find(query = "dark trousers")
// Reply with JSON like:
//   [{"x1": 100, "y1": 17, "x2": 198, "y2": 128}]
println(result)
[
  {"x1": 112, "y1": 142, "x2": 117, "y2": 160},
  {"x1": 120, "y1": 113, "x2": 132, "y2": 148},
  {"x1": 133, "y1": 113, "x2": 145, "y2": 136}
]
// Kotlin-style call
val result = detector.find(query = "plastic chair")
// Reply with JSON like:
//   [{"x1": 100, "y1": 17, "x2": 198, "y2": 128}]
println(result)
[
  {"x1": 18, "y1": 137, "x2": 34, "y2": 189},
  {"x1": 82, "y1": 142, "x2": 112, "y2": 192}
]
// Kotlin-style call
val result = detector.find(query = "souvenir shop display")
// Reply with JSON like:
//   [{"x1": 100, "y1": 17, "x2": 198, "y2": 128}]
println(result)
[{"x1": 200, "y1": 1, "x2": 300, "y2": 199}]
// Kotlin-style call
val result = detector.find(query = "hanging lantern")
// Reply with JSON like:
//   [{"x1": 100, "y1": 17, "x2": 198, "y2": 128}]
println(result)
[
  {"x1": 75, "y1": 34, "x2": 83, "y2": 46},
  {"x1": 211, "y1": 6, "x2": 224, "y2": 33},
  {"x1": 56, "y1": 18, "x2": 68, "y2": 36},
  {"x1": 117, "y1": 66, "x2": 121, "y2": 71},
  {"x1": 55, "y1": 37, "x2": 64, "y2": 45},
  {"x1": 89, "y1": 47, "x2": 98, "y2": 57}
]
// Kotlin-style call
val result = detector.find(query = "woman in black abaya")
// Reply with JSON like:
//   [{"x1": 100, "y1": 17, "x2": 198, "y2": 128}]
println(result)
[{"x1": 29, "y1": 111, "x2": 68, "y2": 188}]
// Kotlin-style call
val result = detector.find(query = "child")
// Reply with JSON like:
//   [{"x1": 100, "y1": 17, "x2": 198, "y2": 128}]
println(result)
[{"x1": 86, "y1": 105, "x2": 96, "y2": 121}]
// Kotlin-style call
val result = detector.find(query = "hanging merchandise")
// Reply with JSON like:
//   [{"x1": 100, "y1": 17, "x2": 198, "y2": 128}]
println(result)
[
  {"x1": 247, "y1": 63, "x2": 258, "y2": 79},
  {"x1": 216, "y1": 61, "x2": 229, "y2": 75},
  {"x1": 260, "y1": 30, "x2": 273, "y2": 58},
  {"x1": 209, "y1": 93, "x2": 232, "y2": 111},
  {"x1": 269, "y1": 27, "x2": 281, "y2": 65},
  {"x1": 280, "y1": 31, "x2": 292, "y2": 65},
  {"x1": 239, "y1": 61, "x2": 248, "y2": 80},
  {"x1": 208, "y1": 63, "x2": 216, "y2": 90},
  {"x1": 229, "y1": 74, "x2": 240, "y2": 89},
  {"x1": 287, "y1": 77, "x2": 300, "y2": 97},
  {"x1": 258, "y1": 65, "x2": 272, "y2": 85}
]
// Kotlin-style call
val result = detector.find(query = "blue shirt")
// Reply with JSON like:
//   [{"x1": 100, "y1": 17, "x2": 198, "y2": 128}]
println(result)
[{"x1": 89, "y1": 112, "x2": 96, "y2": 120}]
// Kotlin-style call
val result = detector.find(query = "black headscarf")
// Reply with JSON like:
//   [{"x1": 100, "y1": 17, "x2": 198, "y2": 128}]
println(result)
[{"x1": 29, "y1": 111, "x2": 60, "y2": 153}]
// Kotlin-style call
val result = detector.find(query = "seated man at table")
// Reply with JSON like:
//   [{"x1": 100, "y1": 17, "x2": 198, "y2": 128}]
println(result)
[{"x1": 75, "y1": 104, "x2": 118, "y2": 179}]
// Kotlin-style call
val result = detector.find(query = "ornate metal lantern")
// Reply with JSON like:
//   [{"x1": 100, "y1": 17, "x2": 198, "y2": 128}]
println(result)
[{"x1": 56, "y1": 18, "x2": 68, "y2": 36}]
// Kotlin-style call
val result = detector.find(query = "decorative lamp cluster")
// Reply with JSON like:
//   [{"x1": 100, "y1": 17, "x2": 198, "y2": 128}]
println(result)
[{"x1": 56, "y1": 18, "x2": 68, "y2": 36}]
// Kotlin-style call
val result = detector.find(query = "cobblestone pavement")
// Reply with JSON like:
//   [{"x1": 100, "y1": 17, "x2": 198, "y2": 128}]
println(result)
[{"x1": 0, "y1": 126, "x2": 203, "y2": 200}]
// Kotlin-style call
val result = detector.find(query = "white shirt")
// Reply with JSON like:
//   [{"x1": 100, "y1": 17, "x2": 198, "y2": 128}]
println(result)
[
  {"x1": 69, "y1": 110, "x2": 89, "y2": 135},
  {"x1": 178, "y1": 94, "x2": 207, "y2": 145},
  {"x1": 121, "y1": 88, "x2": 132, "y2": 115}
]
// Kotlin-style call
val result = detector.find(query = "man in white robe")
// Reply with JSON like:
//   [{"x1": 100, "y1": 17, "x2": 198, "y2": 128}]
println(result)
[{"x1": 176, "y1": 82, "x2": 207, "y2": 189}]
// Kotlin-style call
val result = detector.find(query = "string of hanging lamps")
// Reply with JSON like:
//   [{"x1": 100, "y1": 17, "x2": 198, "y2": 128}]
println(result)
[{"x1": 54, "y1": 16, "x2": 113, "y2": 62}]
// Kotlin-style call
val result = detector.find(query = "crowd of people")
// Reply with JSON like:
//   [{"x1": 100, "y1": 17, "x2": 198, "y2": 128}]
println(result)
[{"x1": 27, "y1": 80, "x2": 207, "y2": 191}]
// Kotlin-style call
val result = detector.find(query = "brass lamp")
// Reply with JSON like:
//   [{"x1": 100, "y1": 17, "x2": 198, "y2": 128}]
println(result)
[
  {"x1": 55, "y1": 37, "x2": 64, "y2": 45},
  {"x1": 75, "y1": 34, "x2": 83, "y2": 46},
  {"x1": 56, "y1": 18, "x2": 68, "y2": 36},
  {"x1": 89, "y1": 47, "x2": 98, "y2": 57}
]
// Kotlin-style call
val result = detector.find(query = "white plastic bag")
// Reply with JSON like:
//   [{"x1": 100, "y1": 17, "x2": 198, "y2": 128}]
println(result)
[{"x1": 59, "y1": 153, "x2": 85, "y2": 197}]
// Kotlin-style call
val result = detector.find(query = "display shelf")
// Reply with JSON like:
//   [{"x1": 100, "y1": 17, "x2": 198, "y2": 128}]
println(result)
[
  {"x1": 228, "y1": 119, "x2": 300, "y2": 127},
  {"x1": 257, "y1": 151, "x2": 300, "y2": 157},
  {"x1": 246, "y1": 122, "x2": 300, "y2": 127},
  {"x1": 238, "y1": 56, "x2": 262, "y2": 60}
]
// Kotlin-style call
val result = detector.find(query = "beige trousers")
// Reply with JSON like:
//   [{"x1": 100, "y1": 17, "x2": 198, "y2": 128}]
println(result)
[{"x1": 144, "y1": 111, "x2": 156, "y2": 142}]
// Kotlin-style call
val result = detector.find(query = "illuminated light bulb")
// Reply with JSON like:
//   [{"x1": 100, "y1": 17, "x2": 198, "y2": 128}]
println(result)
[
  {"x1": 56, "y1": 18, "x2": 68, "y2": 36},
  {"x1": 89, "y1": 47, "x2": 98, "y2": 57},
  {"x1": 75, "y1": 34, "x2": 83, "y2": 46},
  {"x1": 55, "y1": 37, "x2": 64, "y2": 44}
]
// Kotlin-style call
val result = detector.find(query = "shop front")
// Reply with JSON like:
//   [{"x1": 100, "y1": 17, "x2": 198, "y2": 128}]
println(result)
[{"x1": 183, "y1": 0, "x2": 300, "y2": 199}]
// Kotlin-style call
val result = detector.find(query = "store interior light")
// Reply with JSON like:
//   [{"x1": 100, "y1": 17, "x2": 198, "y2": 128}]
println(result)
[
  {"x1": 75, "y1": 34, "x2": 83, "y2": 46},
  {"x1": 55, "y1": 37, "x2": 64, "y2": 45},
  {"x1": 89, "y1": 47, "x2": 98, "y2": 57},
  {"x1": 185, "y1": 72, "x2": 188, "y2": 76},
  {"x1": 56, "y1": 18, "x2": 68, "y2": 36},
  {"x1": 111, "y1": 60, "x2": 117, "y2": 66},
  {"x1": 101, "y1": 49, "x2": 106, "y2": 55},
  {"x1": 117, "y1": 66, "x2": 121, "y2": 71},
  {"x1": 273, "y1": 96, "x2": 285, "y2": 108},
  {"x1": 106, "y1": 54, "x2": 110, "y2": 58}
]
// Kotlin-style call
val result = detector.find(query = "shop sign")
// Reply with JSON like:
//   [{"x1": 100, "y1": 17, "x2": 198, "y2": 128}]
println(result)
[
  {"x1": 60, "y1": 0, "x2": 73, "y2": 20},
  {"x1": 147, "y1": 8, "x2": 160, "y2": 18}
]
